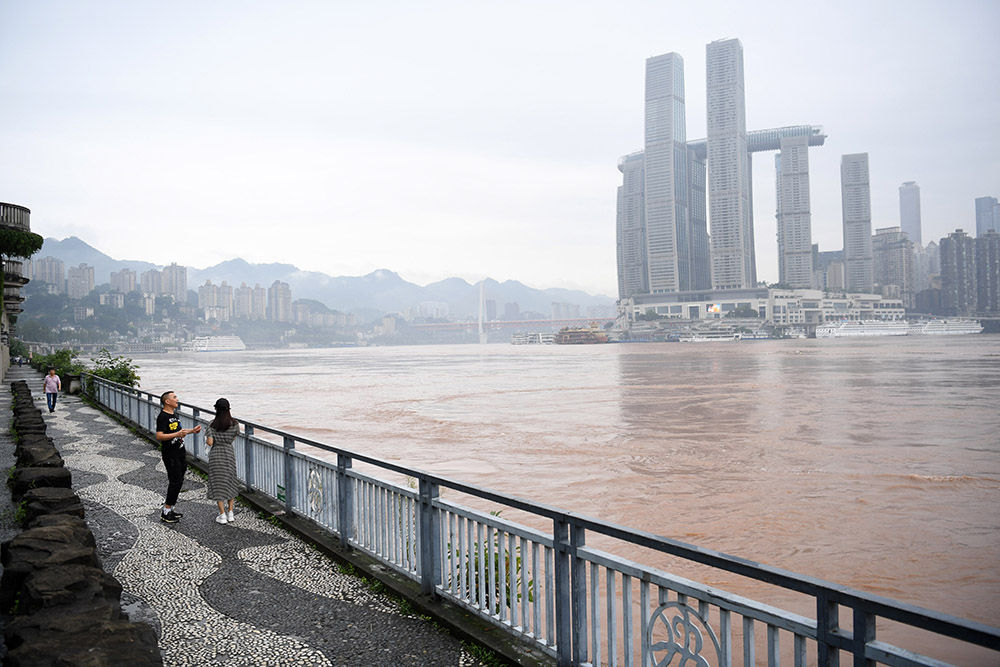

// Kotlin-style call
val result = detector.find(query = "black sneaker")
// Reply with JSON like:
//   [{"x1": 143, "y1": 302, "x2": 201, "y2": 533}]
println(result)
[
  {"x1": 160, "y1": 511, "x2": 180, "y2": 523},
  {"x1": 171, "y1": 511, "x2": 184, "y2": 518}
]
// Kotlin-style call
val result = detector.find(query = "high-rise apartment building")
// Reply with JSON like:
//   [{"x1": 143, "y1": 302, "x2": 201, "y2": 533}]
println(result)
[
  {"x1": 234, "y1": 283, "x2": 253, "y2": 319},
  {"x1": 939, "y1": 229, "x2": 977, "y2": 316},
  {"x1": 140, "y1": 269, "x2": 162, "y2": 297},
  {"x1": 161, "y1": 263, "x2": 187, "y2": 304},
  {"x1": 841, "y1": 153, "x2": 873, "y2": 292},
  {"x1": 110, "y1": 269, "x2": 137, "y2": 294},
  {"x1": 616, "y1": 151, "x2": 647, "y2": 298},
  {"x1": 872, "y1": 227, "x2": 915, "y2": 308},
  {"x1": 976, "y1": 196, "x2": 999, "y2": 237},
  {"x1": 266, "y1": 281, "x2": 291, "y2": 322},
  {"x1": 913, "y1": 241, "x2": 940, "y2": 293},
  {"x1": 643, "y1": 52, "x2": 691, "y2": 293},
  {"x1": 898, "y1": 181, "x2": 921, "y2": 246},
  {"x1": 775, "y1": 135, "x2": 813, "y2": 287},
  {"x1": 976, "y1": 230, "x2": 1000, "y2": 314},
  {"x1": 252, "y1": 284, "x2": 267, "y2": 320},
  {"x1": 66, "y1": 264, "x2": 95, "y2": 299},
  {"x1": 32, "y1": 256, "x2": 65, "y2": 293},
  {"x1": 707, "y1": 38, "x2": 754, "y2": 290}
]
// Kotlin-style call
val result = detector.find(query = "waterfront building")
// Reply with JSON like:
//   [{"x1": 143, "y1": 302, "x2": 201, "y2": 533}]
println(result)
[
  {"x1": 841, "y1": 153, "x2": 873, "y2": 293},
  {"x1": 198, "y1": 280, "x2": 233, "y2": 321},
  {"x1": 899, "y1": 181, "x2": 922, "y2": 245},
  {"x1": 32, "y1": 256, "x2": 65, "y2": 293},
  {"x1": 234, "y1": 282, "x2": 253, "y2": 319},
  {"x1": 975, "y1": 196, "x2": 999, "y2": 237},
  {"x1": 67, "y1": 263, "x2": 95, "y2": 299},
  {"x1": 267, "y1": 280, "x2": 292, "y2": 322},
  {"x1": 775, "y1": 135, "x2": 813, "y2": 287},
  {"x1": 939, "y1": 229, "x2": 977, "y2": 316},
  {"x1": 110, "y1": 268, "x2": 137, "y2": 294},
  {"x1": 976, "y1": 230, "x2": 1000, "y2": 314},
  {"x1": 252, "y1": 284, "x2": 267, "y2": 320},
  {"x1": 161, "y1": 263, "x2": 187, "y2": 304},
  {"x1": 912, "y1": 241, "x2": 940, "y2": 293},
  {"x1": 140, "y1": 268, "x2": 162, "y2": 297},
  {"x1": 643, "y1": 52, "x2": 692, "y2": 293},
  {"x1": 619, "y1": 287, "x2": 903, "y2": 326},
  {"x1": 616, "y1": 151, "x2": 647, "y2": 298},
  {"x1": 707, "y1": 38, "x2": 754, "y2": 290},
  {"x1": 872, "y1": 227, "x2": 915, "y2": 309}
]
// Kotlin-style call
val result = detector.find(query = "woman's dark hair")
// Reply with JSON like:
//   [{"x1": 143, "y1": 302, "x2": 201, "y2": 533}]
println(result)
[{"x1": 210, "y1": 398, "x2": 237, "y2": 431}]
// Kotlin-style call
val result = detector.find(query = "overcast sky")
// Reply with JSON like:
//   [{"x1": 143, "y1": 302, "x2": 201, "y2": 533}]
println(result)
[{"x1": 2, "y1": 1, "x2": 998, "y2": 296}]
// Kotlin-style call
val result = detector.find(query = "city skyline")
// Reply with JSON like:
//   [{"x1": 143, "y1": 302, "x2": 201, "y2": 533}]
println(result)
[{"x1": 2, "y1": 1, "x2": 998, "y2": 296}]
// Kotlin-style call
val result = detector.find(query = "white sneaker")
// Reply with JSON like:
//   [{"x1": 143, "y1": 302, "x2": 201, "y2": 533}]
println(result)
[
  {"x1": 215, "y1": 513, "x2": 228, "y2": 524},
  {"x1": 227, "y1": 510, "x2": 235, "y2": 522}
]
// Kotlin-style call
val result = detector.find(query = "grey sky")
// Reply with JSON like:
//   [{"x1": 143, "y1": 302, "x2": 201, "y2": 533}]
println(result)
[{"x1": 2, "y1": 1, "x2": 998, "y2": 296}]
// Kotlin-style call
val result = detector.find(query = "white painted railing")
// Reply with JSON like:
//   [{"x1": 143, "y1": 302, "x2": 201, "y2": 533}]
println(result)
[{"x1": 89, "y1": 376, "x2": 1000, "y2": 666}]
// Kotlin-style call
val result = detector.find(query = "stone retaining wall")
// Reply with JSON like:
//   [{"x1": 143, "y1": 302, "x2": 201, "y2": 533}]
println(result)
[{"x1": 1, "y1": 380, "x2": 162, "y2": 666}]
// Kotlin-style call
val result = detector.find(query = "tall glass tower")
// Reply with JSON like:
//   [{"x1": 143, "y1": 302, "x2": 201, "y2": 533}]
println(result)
[
  {"x1": 707, "y1": 38, "x2": 754, "y2": 290},
  {"x1": 899, "y1": 181, "x2": 922, "y2": 245},
  {"x1": 841, "y1": 153, "x2": 873, "y2": 293},
  {"x1": 643, "y1": 52, "x2": 690, "y2": 293}
]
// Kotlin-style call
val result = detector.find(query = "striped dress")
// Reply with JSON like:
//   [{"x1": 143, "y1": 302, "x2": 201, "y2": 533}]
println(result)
[{"x1": 206, "y1": 423, "x2": 240, "y2": 501}]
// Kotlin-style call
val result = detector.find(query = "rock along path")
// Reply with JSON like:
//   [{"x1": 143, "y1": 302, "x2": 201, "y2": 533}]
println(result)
[{"x1": 2, "y1": 366, "x2": 488, "y2": 667}]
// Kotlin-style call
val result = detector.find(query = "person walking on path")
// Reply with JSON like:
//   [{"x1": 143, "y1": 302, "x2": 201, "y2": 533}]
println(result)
[
  {"x1": 205, "y1": 397, "x2": 240, "y2": 525},
  {"x1": 42, "y1": 368, "x2": 61, "y2": 412},
  {"x1": 155, "y1": 390, "x2": 200, "y2": 523}
]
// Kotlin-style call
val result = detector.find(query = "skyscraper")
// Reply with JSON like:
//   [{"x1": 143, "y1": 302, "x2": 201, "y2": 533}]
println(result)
[
  {"x1": 939, "y1": 229, "x2": 977, "y2": 316},
  {"x1": 707, "y1": 38, "x2": 754, "y2": 290},
  {"x1": 161, "y1": 263, "x2": 187, "y2": 304},
  {"x1": 775, "y1": 135, "x2": 813, "y2": 287},
  {"x1": 975, "y1": 196, "x2": 999, "y2": 237},
  {"x1": 899, "y1": 181, "x2": 921, "y2": 245},
  {"x1": 616, "y1": 151, "x2": 647, "y2": 298},
  {"x1": 66, "y1": 264, "x2": 94, "y2": 299},
  {"x1": 872, "y1": 227, "x2": 915, "y2": 308},
  {"x1": 267, "y1": 280, "x2": 292, "y2": 322},
  {"x1": 643, "y1": 52, "x2": 690, "y2": 293},
  {"x1": 841, "y1": 153, "x2": 873, "y2": 293},
  {"x1": 976, "y1": 230, "x2": 1000, "y2": 314}
]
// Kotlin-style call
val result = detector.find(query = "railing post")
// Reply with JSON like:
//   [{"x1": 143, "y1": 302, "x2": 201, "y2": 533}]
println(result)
[
  {"x1": 417, "y1": 477, "x2": 440, "y2": 596},
  {"x1": 191, "y1": 408, "x2": 201, "y2": 458},
  {"x1": 244, "y1": 425, "x2": 255, "y2": 491},
  {"x1": 553, "y1": 518, "x2": 572, "y2": 667},
  {"x1": 818, "y1": 594, "x2": 841, "y2": 667},
  {"x1": 852, "y1": 606, "x2": 875, "y2": 667},
  {"x1": 336, "y1": 454, "x2": 354, "y2": 548},
  {"x1": 283, "y1": 436, "x2": 295, "y2": 514},
  {"x1": 570, "y1": 523, "x2": 587, "y2": 665}
]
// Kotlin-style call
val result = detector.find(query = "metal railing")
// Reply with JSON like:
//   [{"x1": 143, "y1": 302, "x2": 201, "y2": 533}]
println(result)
[{"x1": 88, "y1": 375, "x2": 1000, "y2": 666}]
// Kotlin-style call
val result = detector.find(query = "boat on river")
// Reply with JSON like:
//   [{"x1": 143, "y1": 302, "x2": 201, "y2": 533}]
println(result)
[
  {"x1": 815, "y1": 320, "x2": 908, "y2": 338},
  {"x1": 907, "y1": 318, "x2": 983, "y2": 335},
  {"x1": 553, "y1": 327, "x2": 609, "y2": 344},
  {"x1": 181, "y1": 335, "x2": 247, "y2": 352}
]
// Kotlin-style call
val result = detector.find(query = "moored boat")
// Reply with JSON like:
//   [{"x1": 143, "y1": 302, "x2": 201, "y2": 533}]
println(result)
[{"x1": 181, "y1": 335, "x2": 247, "y2": 352}]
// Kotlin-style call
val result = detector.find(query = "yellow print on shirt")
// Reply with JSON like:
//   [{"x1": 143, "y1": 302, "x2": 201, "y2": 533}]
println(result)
[{"x1": 169, "y1": 422, "x2": 178, "y2": 431}]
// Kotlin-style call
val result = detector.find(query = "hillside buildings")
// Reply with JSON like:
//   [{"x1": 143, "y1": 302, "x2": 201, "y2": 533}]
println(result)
[{"x1": 66, "y1": 264, "x2": 95, "y2": 299}]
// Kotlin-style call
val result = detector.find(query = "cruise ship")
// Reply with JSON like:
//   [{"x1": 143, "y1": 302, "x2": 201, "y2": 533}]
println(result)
[
  {"x1": 908, "y1": 319, "x2": 983, "y2": 335},
  {"x1": 181, "y1": 336, "x2": 247, "y2": 352},
  {"x1": 816, "y1": 319, "x2": 983, "y2": 339},
  {"x1": 815, "y1": 320, "x2": 909, "y2": 338}
]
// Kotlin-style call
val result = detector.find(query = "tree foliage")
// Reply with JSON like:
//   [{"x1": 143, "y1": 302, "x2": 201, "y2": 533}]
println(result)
[{"x1": 0, "y1": 228, "x2": 44, "y2": 259}]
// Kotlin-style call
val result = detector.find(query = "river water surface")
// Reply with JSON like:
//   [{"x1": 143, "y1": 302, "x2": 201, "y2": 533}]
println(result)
[{"x1": 132, "y1": 336, "x2": 1000, "y2": 660}]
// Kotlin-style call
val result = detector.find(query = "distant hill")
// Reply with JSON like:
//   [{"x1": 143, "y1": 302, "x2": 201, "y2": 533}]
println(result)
[{"x1": 36, "y1": 236, "x2": 615, "y2": 318}]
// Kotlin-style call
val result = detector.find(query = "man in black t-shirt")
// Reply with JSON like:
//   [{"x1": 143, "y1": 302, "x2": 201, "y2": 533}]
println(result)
[{"x1": 156, "y1": 390, "x2": 201, "y2": 523}]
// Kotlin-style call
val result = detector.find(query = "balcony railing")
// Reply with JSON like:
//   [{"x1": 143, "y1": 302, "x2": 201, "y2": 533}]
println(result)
[
  {"x1": 0, "y1": 202, "x2": 31, "y2": 232},
  {"x1": 88, "y1": 375, "x2": 1000, "y2": 666}
]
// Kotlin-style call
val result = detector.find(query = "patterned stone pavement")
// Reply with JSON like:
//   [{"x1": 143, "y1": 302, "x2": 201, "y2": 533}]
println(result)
[{"x1": 3, "y1": 367, "x2": 488, "y2": 666}]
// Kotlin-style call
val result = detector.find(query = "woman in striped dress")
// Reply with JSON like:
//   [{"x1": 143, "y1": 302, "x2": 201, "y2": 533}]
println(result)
[{"x1": 205, "y1": 398, "x2": 240, "y2": 525}]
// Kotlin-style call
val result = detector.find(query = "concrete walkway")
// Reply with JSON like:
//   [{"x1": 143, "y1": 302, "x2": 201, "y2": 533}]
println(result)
[{"x1": 2, "y1": 366, "x2": 489, "y2": 666}]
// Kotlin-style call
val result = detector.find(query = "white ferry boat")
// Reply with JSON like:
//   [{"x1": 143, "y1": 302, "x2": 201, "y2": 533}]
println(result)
[
  {"x1": 815, "y1": 320, "x2": 909, "y2": 338},
  {"x1": 181, "y1": 335, "x2": 247, "y2": 352},
  {"x1": 907, "y1": 319, "x2": 983, "y2": 335},
  {"x1": 677, "y1": 331, "x2": 743, "y2": 342}
]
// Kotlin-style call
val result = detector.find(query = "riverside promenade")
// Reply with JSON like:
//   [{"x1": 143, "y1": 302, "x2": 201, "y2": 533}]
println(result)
[{"x1": 1, "y1": 366, "x2": 492, "y2": 666}]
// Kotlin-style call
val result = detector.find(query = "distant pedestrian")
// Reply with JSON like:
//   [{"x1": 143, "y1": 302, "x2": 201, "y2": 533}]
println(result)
[
  {"x1": 43, "y1": 368, "x2": 61, "y2": 412},
  {"x1": 155, "y1": 391, "x2": 201, "y2": 523},
  {"x1": 205, "y1": 398, "x2": 240, "y2": 525}
]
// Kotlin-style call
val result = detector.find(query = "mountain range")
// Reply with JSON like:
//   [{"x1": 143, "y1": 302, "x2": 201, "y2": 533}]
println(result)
[{"x1": 37, "y1": 237, "x2": 615, "y2": 319}]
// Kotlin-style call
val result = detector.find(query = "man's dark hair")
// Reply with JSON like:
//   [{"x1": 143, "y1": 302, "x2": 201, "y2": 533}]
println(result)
[{"x1": 160, "y1": 391, "x2": 175, "y2": 406}]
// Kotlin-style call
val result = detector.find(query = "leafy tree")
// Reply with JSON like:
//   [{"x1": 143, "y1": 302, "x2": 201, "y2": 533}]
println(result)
[{"x1": 86, "y1": 348, "x2": 140, "y2": 390}]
